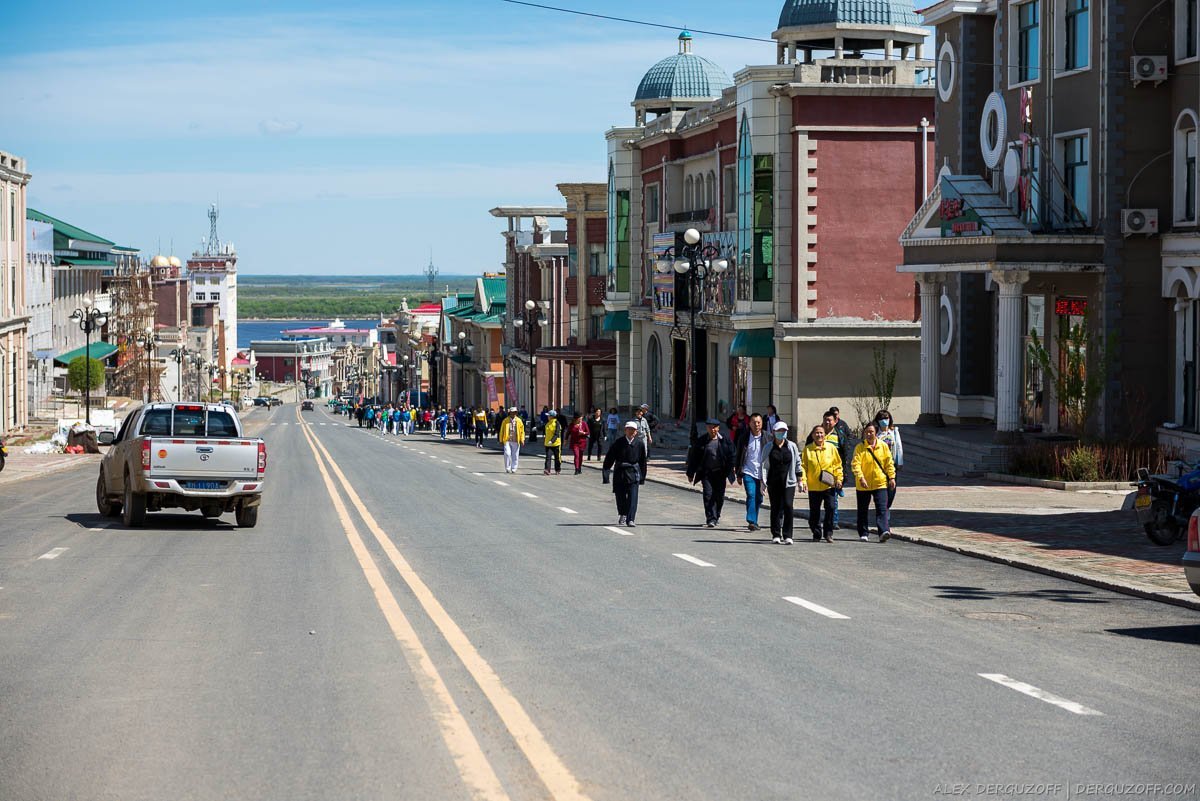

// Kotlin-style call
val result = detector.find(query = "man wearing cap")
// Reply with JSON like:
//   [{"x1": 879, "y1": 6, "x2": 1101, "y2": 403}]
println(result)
[
  {"x1": 734, "y1": 412, "x2": 771, "y2": 531},
  {"x1": 633, "y1": 404, "x2": 654, "y2": 451},
  {"x1": 603, "y1": 420, "x2": 648, "y2": 526},
  {"x1": 498, "y1": 407, "x2": 526, "y2": 473},
  {"x1": 542, "y1": 409, "x2": 563, "y2": 475},
  {"x1": 686, "y1": 418, "x2": 737, "y2": 528}
]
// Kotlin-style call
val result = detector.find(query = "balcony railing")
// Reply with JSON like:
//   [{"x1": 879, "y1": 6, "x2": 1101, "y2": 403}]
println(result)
[{"x1": 667, "y1": 208, "x2": 713, "y2": 225}]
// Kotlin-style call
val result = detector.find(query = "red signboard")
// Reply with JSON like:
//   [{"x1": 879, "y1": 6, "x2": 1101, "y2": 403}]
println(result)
[{"x1": 1054, "y1": 297, "x2": 1088, "y2": 316}]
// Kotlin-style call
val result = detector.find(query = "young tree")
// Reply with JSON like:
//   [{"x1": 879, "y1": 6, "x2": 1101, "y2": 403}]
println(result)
[
  {"x1": 67, "y1": 356, "x2": 106, "y2": 394},
  {"x1": 1028, "y1": 319, "x2": 1109, "y2": 436}
]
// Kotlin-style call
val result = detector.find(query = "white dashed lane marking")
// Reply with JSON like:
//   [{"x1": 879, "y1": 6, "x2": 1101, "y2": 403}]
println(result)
[
  {"x1": 783, "y1": 596, "x2": 850, "y2": 619},
  {"x1": 472, "y1": 472, "x2": 485, "y2": 477},
  {"x1": 557, "y1": 507, "x2": 578, "y2": 515},
  {"x1": 494, "y1": 480, "x2": 509, "y2": 487},
  {"x1": 604, "y1": 526, "x2": 634, "y2": 537},
  {"x1": 37, "y1": 548, "x2": 69, "y2": 560},
  {"x1": 521, "y1": 492, "x2": 538, "y2": 499},
  {"x1": 673, "y1": 553, "x2": 714, "y2": 567},
  {"x1": 978, "y1": 674, "x2": 1103, "y2": 716}
]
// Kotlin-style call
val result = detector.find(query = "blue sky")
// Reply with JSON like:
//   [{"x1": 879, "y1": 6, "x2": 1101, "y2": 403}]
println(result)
[{"x1": 2, "y1": 1, "x2": 793, "y2": 275}]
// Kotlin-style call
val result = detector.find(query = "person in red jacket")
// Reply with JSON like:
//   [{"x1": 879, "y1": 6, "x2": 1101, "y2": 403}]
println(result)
[{"x1": 567, "y1": 411, "x2": 591, "y2": 474}]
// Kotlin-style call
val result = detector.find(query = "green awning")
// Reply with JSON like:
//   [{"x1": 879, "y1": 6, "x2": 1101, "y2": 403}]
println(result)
[
  {"x1": 729, "y1": 328, "x2": 775, "y2": 358},
  {"x1": 602, "y1": 311, "x2": 631, "y2": 332},
  {"x1": 60, "y1": 258, "x2": 116, "y2": 268},
  {"x1": 54, "y1": 341, "x2": 118, "y2": 365}
]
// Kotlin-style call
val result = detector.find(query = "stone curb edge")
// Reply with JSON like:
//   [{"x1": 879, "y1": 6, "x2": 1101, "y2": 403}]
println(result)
[{"x1": 984, "y1": 472, "x2": 1136, "y2": 492}]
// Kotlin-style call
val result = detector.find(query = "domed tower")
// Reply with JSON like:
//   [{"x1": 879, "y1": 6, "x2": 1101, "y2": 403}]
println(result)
[
  {"x1": 773, "y1": 0, "x2": 927, "y2": 64},
  {"x1": 632, "y1": 32, "x2": 732, "y2": 126}
]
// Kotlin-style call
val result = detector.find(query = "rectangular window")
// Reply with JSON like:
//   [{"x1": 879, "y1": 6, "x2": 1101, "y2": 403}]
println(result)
[
  {"x1": 588, "y1": 244, "x2": 604, "y2": 277},
  {"x1": 196, "y1": 292, "x2": 206, "y2": 301},
  {"x1": 752, "y1": 155, "x2": 774, "y2": 303},
  {"x1": 1188, "y1": 130, "x2": 1198, "y2": 221},
  {"x1": 646, "y1": 184, "x2": 660, "y2": 224},
  {"x1": 567, "y1": 245, "x2": 578, "y2": 277},
  {"x1": 9, "y1": 191, "x2": 15, "y2": 241},
  {"x1": 723, "y1": 166, "x2": 736, "y2": 218},
  {"x1": 211, "y1": 292, "x2": 220, "y2": 302},
  {"x1": 1064, "y1": 0, "x2": 1088, "y2": 70},
  {"x1": 1018, "y1": 2, "x2": 1041, "y2": 82},
  {"x1": 615, "y1": 190, "x2": 630, "y2": 293},
  {"x1": 1063, "y1": 134, "x2": 1089, "y2": 225}
]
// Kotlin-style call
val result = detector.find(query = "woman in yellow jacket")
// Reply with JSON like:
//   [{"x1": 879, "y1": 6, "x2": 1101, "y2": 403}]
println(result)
[
  {"x1": 799, "y1": 425, "x2": 843, "y2": 542},
  {"x1": 499, "y1": 407, "x2": 525, "y2": 473},
  {"x1": 851, "y1": 421, "x2": 896, "y2": 542},
  {"x1": 542, "y1": 410, "x2": 563, "y2": 475}
]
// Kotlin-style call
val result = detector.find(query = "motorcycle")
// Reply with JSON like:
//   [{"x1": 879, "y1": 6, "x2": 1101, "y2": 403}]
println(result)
[{"x1": 1135, "y1": 463, "x2": 1200, "y2": 545}]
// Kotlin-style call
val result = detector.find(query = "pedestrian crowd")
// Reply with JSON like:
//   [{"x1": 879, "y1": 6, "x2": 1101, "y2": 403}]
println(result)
[{"x1": 335, "y1": 396, "x2": 902, "y2": 539}]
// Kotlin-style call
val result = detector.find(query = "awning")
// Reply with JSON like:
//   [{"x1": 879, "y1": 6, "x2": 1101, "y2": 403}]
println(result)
[
  {"x1": 60, "y1": 258, "x2": 117, "y2": 269},
  {"x1": 54, "y1": 341, "x2": 118, "y2": 365},
  {"x1": 602, "y1": 311, "x2": 631, "y2": 332},
  {"x1": 729, "y1": 328, "x2": 775, "y2": 358}
]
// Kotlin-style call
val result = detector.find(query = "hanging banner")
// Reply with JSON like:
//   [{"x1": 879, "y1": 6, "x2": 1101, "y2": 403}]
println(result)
[{"x1": 486, "y1": 375, "x2": 499, "y2": 404}]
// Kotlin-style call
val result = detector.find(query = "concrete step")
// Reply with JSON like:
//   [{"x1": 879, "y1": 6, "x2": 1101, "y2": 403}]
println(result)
[{"x1": 901, "y1": 441, "x2": 995, "y2": 477}]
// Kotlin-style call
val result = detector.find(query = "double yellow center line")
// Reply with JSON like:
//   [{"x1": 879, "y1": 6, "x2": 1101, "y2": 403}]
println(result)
[{"x1": 295, "y1": 411, "x2": 590, "y2": 801}]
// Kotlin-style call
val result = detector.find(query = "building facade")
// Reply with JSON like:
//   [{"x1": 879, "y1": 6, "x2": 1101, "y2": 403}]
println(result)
[
  {"x1": 901, "y1": 0, "x2": 1174, "y2": 447},
  {"x1": 25, "y1": 202, "x2": 53, "y2": 418},
  {"x1": 608, "y1": 10, "x2": 933, "y2": 435},
  {"x1": 1, "y1": 150, "x2": 30, "y2": 434},
  {"x1": 252, "y1": 338, "x2": 334, "y2": 398},
  {"x1": 187, "y1": 205, "x2": 238, "y2": 390}
]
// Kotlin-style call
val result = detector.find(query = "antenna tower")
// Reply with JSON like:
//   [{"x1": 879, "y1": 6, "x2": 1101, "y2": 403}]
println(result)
[
  {"x1": 206, "y1": 204, "x2": 221, "y2": 256},
  {"x1": 425, "y1": 252, "x2": 438, "y2": 294}
]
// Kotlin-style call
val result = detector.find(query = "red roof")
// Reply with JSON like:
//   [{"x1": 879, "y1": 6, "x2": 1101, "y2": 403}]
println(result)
[{"x1": 232, "y1": 357, "x2": 251, "y2": 366}]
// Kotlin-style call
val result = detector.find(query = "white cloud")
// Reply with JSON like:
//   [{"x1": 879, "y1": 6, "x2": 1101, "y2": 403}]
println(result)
[{"x1": 258, "y1": 119, "x2": 303, "y2": 137}]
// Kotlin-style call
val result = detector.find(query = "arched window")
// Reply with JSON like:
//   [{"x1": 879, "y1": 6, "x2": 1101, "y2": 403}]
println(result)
[
  {"x1": 646, "y1": 335, "x2": 662, "y2": 413},
  {"x1": 737, "y1": 114, "x2": 753, "y2": 301},
  {"x1": 685, "y1": 175, "x2": 695, "y2": 211},
  {"x1": 706, "y1": 171, "x2": 716, "y2": 210},
  {"x1": 1176, "y1": 110, "x2": 1198, "y2": 223}
]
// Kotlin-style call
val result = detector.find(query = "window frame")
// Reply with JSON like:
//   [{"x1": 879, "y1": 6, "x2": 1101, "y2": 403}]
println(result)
[
  {"x1": 1178, "y1": 0, "x2": 1199, "y2": 64},
  {"x1": 1054, "y1": 129, "x2": 1091, "y2": 228},
  {"x1": 1008, "y1": 0, "x2": 1043, "y2": 88},
  {"x1": 1175, "y1": 110, "x2": 1199, "y2": 225},
  {"x1": 1060, "y1": 0, "x2": 1090, "y2": 75}
]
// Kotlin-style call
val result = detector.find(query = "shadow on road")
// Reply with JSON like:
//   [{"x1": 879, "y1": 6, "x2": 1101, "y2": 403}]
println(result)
[
  {"x1": 930, "y1": 584, "x2": 1109, "y2": 604},
  {"x1": 1105, "y1": 625, "x2": 1200, "y2": 645},
  {"x1": 64, "y1": 512, "x2": 238, "y2": 532}
]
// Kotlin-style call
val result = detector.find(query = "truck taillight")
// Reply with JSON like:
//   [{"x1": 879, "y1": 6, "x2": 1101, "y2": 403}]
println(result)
[
  {"x1": 141, "y1": 440, "x2": 151, "y2": 471},
  {"x1": 257, "y1": 441, "x2": 267, "y2": 476},
  {"x1": 1189, "y1": 513, "x2": 1200, "y2": 553}
]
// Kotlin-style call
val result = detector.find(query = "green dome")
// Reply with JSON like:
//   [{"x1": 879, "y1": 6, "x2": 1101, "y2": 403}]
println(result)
[
  {"x1": 635, "y1": 34, "x2": 731, "y2": 103},
  {"x1": 778, "y1": 0, "x2": 921, "y2": 27}
]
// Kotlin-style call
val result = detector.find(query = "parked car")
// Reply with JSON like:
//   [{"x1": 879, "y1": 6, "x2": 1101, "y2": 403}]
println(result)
[
  {"x1": 96, "y1": 402, "x2": 266, "y2": 528},
  {"x1": 1186, "y1": 509, "x2": 1200, "y2": 597},
  {"x1": 252, "y1": 397, "x2": 269, "y2": 407},
  {"x1": 301, "y1": 400, "x2": 314, "y2": 411}
]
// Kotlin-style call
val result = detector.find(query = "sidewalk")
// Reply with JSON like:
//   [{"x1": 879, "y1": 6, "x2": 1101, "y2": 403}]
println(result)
[
  {"x1": 422, "y1": 429, "x2": 1199, "y2": 611},
  {"x1": 0, "y1": 451, "x2": 101, "y2": 486}
]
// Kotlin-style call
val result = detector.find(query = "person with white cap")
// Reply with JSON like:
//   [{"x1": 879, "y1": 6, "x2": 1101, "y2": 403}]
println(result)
[
  {"x1": 498, "y1": 406, "x2": 526, "y2": 473},
  {"x1": 759, "y1": 421, "x2": 803, "y2": 544},
  {"x1": 602, "y1": 420, "x2": 648, "y2": 526},
  {"x1": 542, "y1": 409, "x2": 563, "y2": 475}
]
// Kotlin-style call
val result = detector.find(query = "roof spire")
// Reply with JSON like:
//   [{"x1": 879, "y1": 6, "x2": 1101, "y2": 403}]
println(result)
[{"x1": 678, "y1": 30, "x2": 693, "y2": 54}]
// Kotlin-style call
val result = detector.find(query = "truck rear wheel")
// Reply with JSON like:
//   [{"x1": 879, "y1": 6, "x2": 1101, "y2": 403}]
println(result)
[
  {"x1": 96, "y1": 472, "x2": 122, "y2": 518},
  {"x1": 235, "y1": 502, "x2": 259, "y2": 529},
  {"x1": 122, "y1": 472, "x2": 146, "y2": 527}
]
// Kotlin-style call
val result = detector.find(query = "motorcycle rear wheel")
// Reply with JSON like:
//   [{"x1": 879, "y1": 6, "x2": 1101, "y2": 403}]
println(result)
[{"x1": 1144, "y1": 503, "x2": 1181, "y2": 545}]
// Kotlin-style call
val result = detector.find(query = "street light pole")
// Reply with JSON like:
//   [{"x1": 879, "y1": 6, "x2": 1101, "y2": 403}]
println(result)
[
  {"x1": 69, "y1": 296, "x2": 108, "y2": 424},
  {"x1": 169, "y1": 346, "x2": 189, "y2": 401},
  {"x1": 135, "y1": 326, "x2": 159, "y2": 403},
  {"x1": 453, "y1": 331, "x2": 474, "y2": 409},
  {"x1": 512, "y1": 298, "x2": 548, "y2": 417},
  {"x1": 654, "y1": 227, "x2": 729, "y2": 446}
]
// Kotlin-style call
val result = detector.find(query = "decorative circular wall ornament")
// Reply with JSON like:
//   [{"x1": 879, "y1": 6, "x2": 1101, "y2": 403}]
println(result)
[
  {"x1": 1002, "y1": 148, "x2": 1021, "y2": 193},
  {"x1": 979, "y1": 92, "x2": 1008, "y2": 170},
  {"x1": 939, "y1": 292, "x2": 954, "y2": 356},
  {"x1": 937, "y1": 39, "x2": 956, "y2": 102}
]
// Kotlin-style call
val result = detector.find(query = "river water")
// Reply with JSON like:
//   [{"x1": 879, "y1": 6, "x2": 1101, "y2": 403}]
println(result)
[{"x1": 237, "y1": 319, "x2": 379, "y2": 349}]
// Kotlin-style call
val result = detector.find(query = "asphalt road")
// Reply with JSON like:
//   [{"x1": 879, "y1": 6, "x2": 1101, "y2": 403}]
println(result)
[{"x1": 1, "y1": 402, "x2": 1197, "y2": 801}]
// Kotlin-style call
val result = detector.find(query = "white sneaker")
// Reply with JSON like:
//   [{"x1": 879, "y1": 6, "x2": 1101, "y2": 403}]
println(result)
[
  {"x1": 618, "y1": 516, "x2": 626, "y2": 526},
  {"x1": 860, "y1": 534, "x2": 870, "y2": 542},
  {"x1": 772, "y1": 536, "x2": 782, "y2": 544}
]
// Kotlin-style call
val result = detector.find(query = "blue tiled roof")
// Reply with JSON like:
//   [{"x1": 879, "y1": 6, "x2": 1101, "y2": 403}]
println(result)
[
  {"x1": 778, "y1": 0, "x2": 921, "y2": 27},
  {"x1": 635, "y1": 53, "x2": 731, "y2": 102}
]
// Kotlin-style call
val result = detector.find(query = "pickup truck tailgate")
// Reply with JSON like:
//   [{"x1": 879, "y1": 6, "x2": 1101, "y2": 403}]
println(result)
[{"x1": 147, "y1": 438, "x2": 261, "y2": 480}]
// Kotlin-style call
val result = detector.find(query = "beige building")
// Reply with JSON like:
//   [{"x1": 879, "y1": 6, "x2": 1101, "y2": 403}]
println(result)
[{"x1": 0, "y1": 150, "x2": 30, "y2": 435}]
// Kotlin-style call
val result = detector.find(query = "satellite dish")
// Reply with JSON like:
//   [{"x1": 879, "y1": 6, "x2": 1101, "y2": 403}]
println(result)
[
  {"x1": 1003, "y1": 149, "x2": 1021, "y2": 193},
  {"x1": 979, "y1": 92, "x2": 1008, "y2": 170}
]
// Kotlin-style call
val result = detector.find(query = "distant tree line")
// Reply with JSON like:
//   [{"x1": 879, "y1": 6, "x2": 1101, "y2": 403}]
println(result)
[{"x1": 240, "y1": 295, "x2": 418, "y2": 319}]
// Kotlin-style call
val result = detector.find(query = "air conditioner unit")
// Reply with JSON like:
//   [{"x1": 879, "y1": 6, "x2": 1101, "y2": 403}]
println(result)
[
  {"x1": 1131, "y1": 55, "x2": 1168, "y2": 85},
  {"x1": 1121, "y1": 208, "x2": 1159, "y2": 236}
]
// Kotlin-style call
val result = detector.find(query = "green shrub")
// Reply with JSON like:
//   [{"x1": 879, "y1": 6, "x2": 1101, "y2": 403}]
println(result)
[
  {"x1": 1061, "y1": 446, "x2": 1100, "y2": 482},
  {"x1": 67, "y1": 356, "x2": 106, "y2": 393}
]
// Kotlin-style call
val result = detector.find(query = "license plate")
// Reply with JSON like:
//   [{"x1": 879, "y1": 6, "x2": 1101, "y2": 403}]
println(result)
[
  {"x1": 1135, "y1": 494, "x2": 1152, "y2": 509},
  {"x1": 186, "y1": 481, "x2": 222, "y2": 490}
]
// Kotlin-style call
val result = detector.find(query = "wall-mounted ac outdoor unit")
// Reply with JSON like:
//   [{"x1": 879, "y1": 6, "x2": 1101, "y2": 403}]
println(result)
[
  {"x1": 1131, "y1": 55, "x2": 1168, "y2": 85},
  {"x1": 1121, "y1": 208, "x2": 1159, "y2": 236}
]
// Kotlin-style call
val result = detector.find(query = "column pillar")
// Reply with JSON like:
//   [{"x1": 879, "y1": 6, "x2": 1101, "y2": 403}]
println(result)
[
  {"x1": 917, "y1": 273, "x2": 944, "y2": 426},
  {"x1": 993, "y1": 270, "x2": 1029, "y2": 435}
]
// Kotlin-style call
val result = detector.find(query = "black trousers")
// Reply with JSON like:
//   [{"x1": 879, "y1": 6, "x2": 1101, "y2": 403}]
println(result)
[
  {"x1": 587, "y1": 434, "x2": 603, "y2": 459},
  {"x1": 614, "y1": 479, "x2": 639, "y2": 521},
  {"x1": 475, "y1": 426, "x2": 486, "y2": 446},
  {"x1": 701, "y1": 472, "x2": 728, "y2": 524},
  {"x1": 808, "y1": 489, "x2": 835, "y2": 539},
  {"x1": 767, "y1": 482, "x2": 796, "y2": 538},
  {"x1": 544, "y1": 446, "x2": 561, "y2": 473}
]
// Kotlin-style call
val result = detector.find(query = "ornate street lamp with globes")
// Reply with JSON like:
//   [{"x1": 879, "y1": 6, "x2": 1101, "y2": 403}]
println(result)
[
  {"x1": 69, "y1": 295, "x2": 108, "y2": 424},
  {"x1": 512, "y1": 299, "x2": 548, "y2": 427},
  {"x1": 134, "y1": 326, "x2": 159, "y2": 404}
]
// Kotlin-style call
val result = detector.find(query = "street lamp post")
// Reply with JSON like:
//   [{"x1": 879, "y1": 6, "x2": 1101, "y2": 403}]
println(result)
[
  {"x1": 654, "y1": 227, "x2": 730, "y2": 446},
  {"x1": 512, "y1": 298, "x2": 548, "y2": 423},
  {"x1": 452, "y1": 331, "x2": 474, "y2": 409},
  {"x1": 168, "y1": 346, "x2": 189, "y2": 401},
  {"x1": 401, "y1": 355, "x2": 410, "y2": 407},
  {"x1": 69, "y1": 296, "x2": 108, "y2": 424},
  {"x1": 426, "y1": 337, "x2": 441, "y2": 408},
  {"x1": 135, "y1": 326, "x2": 159, "y2": 403},
  {"x1": 193, "y1": 356, "x2": 206, "y2": 403}
]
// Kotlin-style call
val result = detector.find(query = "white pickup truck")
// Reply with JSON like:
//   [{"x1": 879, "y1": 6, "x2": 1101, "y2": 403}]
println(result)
[{"x1": 96, "y1": 402, "x2": 266, "y2": 528}]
